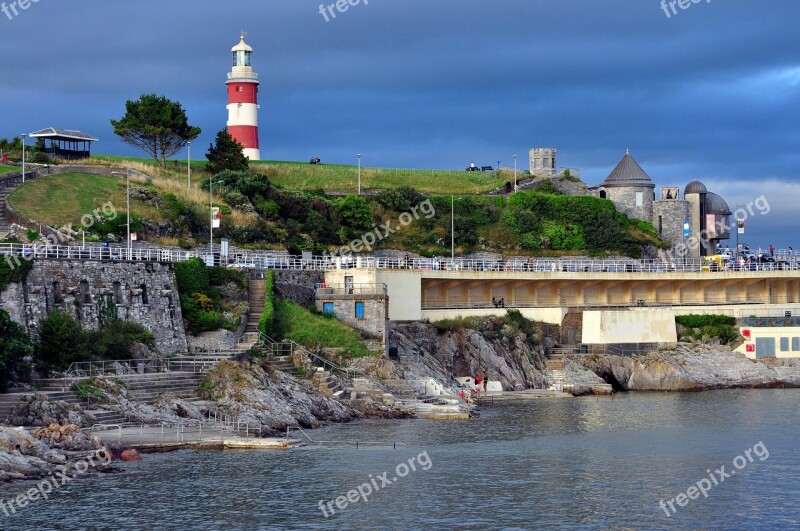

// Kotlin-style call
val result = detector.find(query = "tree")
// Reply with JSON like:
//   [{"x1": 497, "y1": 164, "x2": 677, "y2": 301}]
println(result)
[
  {"x1": 206, "y1": 128, "x2": 249, "y2": 175},
  {"x1": 37, "y1": 309, "x2": 88, "y2": 371},
  {"x1": 110, "y1": 94, "x2": 201, "y2": 168},
  {"x1": 0, "y1": 310, "x2": 33, "y2": 392}
]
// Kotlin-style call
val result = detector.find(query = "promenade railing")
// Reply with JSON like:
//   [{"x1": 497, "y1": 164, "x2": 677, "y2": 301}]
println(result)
[{"x1": 3, "y1": 242, "x2": 799, "y2": 275}]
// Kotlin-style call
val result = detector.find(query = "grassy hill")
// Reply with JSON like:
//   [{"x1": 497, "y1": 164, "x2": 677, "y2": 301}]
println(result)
[{"x1": 90, "y1": 155, "x2": 509, "y2": 195}]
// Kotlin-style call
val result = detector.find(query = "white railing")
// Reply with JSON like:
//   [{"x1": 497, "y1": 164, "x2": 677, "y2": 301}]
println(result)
[{"x1": 3, "y1": 242, "x2": 800, "y2": 275}]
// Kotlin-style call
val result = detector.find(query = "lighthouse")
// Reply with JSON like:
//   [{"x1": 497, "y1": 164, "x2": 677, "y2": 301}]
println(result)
[{"x1": 226, "y1": 33, "x2": 261, "y2": 160}]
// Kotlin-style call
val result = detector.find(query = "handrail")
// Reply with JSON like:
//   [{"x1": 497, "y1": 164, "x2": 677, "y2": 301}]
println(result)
[
  {"x1": 2, "y1": 241, "x2": 800, "y2": 273},
  {"x1": 258, "y1": 332, "x2": 360, "y2": 376}
]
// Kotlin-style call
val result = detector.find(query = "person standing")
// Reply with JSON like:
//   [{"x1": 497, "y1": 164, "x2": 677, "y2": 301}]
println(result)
[
  {"x1": 770, "y1": 244, "x2": 775, "y2": 256},
  {"x1": 483, "y1": 371, "x2": 489, "y2": 393}
]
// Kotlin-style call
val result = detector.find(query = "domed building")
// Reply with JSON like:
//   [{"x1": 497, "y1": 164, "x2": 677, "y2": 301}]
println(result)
[{"x1": 592, "y1": 152, "x2": 732, "y2": 257}]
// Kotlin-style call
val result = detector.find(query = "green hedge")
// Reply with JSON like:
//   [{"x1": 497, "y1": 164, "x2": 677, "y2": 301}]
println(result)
[
  {"x1": 0, "y1": 257, "x2": 33, "y2": 293},
  {"x1": 676, "y1": 314, "x2": 736, "y2": 328},
  {"x1": 257, "y1": 270, "x2": 275, "y2": 338}
]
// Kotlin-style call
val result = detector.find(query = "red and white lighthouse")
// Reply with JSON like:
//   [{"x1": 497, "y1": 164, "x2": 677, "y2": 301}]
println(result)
[{"x1": 226, "y1": 33, "x2": 261, "y2": 160}]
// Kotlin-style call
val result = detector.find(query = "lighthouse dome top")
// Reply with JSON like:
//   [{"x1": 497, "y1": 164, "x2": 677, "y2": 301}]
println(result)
[{"x1": 232, "y1": 34, "x2": 253, "y2": 53}]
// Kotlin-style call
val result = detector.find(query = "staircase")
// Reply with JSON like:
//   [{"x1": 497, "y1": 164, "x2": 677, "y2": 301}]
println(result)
[
  {"x1": 245, "y1": 277, "x2": 266, "y2": 335},
  {"x1": 312, "y1": 371, "x2": 346, "y2": 399},
  {"x1": 0, "y1": 187, "x2": 14, "y2": 237},
  {"x1": 0, "y1": 389, "x2": 84, "y2": 424},
  {"x1": 544, "y1": 348, "x2": 569, "y2": 392}
]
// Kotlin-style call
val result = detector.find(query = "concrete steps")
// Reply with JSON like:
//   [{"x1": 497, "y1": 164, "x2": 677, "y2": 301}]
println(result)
[{"x1": 0, "y1": 187, "x2": 14, "y2": 235}]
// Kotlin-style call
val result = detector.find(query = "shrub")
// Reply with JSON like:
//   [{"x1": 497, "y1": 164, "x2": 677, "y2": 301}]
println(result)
[
  {"x1": 258, "y1": 270, "x2": 276, "y2": 338},
  {"x1": 0, "y1": 309, "x2": 33, "y2": 391},
  {"x1": 85, "y1": 319, "x2": 156, "y2": 360},
  {"x1": 274, "y1": 299, "x2": 371, "y2": 358},
  {"x1": 676, "y1": 314, "x2": 736, "y2": 328},
  {"x1": 36, "y1": 310, "x2": 88, "y2": 371}
]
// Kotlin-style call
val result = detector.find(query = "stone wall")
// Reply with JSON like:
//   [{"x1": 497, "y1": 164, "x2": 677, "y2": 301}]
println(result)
[
  {"x1": 653, "y1": 200, "x2": 691, "y2": 252},
  {"x1": 0, "y1": 259, "x2": 187, "y2": 354},
  {"x1": 274, "y1": 270, "x2": 324, "y2": 307},
  {"x1": 597, "y1": 186, "x2": 654, "y2": 223}
]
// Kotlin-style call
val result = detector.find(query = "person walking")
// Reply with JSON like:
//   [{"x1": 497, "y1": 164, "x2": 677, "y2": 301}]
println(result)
[
  {"x1": 770, "y1": 244, "x2": 775, "y2": 256},
  {"x1": 483, "y1": 371, "x2": 489, "y2": 393}
]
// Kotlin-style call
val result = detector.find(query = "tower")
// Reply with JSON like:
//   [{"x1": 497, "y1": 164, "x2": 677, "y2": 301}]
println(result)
[
  {"x1": 226, "y1": 33, "x2": 260, "y2": 160},
  {"x1": 529, "y1": 148, "x2": 557, "y2": 177}
]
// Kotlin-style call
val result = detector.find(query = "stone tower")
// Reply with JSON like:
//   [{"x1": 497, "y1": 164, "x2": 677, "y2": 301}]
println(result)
[
  {"x1": 595, "y1": 150, "x2": 655, "y2": 222},
  {"x1": 529, "y1": 148, "x2": 557, "y2": 177}
]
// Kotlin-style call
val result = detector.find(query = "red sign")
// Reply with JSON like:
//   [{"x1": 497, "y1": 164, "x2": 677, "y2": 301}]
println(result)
[
  {"x1": 746, "y1": 344, "x2": 755, "y2": 353},
  {"x1": 742, "y1": 329, "x2": 751, "y2": 338}
]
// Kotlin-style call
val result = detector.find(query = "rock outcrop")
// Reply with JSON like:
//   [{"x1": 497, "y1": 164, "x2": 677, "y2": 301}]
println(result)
[
  {"x1": 201, "y1": 361, "x2": 361, "y2": 435},
  {"x1": 389, "y1": 320, "x2": 550, "y2": 390},
  {"x1": 571, "y1": 344, "x2": 800, "y2": 391},
  {"x1": 0, "y1": 425, "x2": 108, "y2": 482},
  {"x1": 9, "y1": 394, "x2": 96, "y2": 428}
]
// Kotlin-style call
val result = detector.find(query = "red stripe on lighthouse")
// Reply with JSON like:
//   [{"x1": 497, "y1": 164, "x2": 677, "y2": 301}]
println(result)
[
  {"x1": 227, "y1": 83, "x2": 259, "y2": 104},
  {"x1": 228, "y1": 125, "x2": 259, "y2": 150}
]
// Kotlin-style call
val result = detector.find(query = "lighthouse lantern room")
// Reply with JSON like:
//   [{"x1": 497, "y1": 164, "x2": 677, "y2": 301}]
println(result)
[{"x1": 226, "y1": 33, "x2": 261, "y2": 160}]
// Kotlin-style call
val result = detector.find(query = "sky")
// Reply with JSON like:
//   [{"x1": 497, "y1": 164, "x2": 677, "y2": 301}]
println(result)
[{"x1": 0, "y1": 0, "x2": 798, "y2": 248}]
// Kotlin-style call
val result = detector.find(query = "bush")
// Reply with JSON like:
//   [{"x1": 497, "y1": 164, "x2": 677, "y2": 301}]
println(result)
[
  {"x1": 258, "y1": 270, "x2": 276, "y2": 338},
  {"x1": 0, "y1": 309, "x2": 33, "y2": 391},
  {"x1": 36, "y1": 310, "x2": 88, "y2": 371},
  {"x1": 676, "y1": 314, "x2": 736, "y2": 328},
  {"x1": 0, "y1": 257, "x2": 33, "y2": 293},
  {"x1": 86, "y1": 319, "x2": 155, "y2": 360}
]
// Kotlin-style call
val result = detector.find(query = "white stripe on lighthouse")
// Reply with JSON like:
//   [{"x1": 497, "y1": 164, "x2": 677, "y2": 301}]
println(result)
[{"x1": 227, "y1": 103, "x2": 259, "y2": 127}]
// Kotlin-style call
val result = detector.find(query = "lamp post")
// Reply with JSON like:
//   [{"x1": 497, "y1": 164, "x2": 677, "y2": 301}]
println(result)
[
  {"x1": 513, "y1": 154, "x2": 518, "y2": 193},
  {"x1": 187, "y1": 141, "x2": 192, "y2": 188},
  {"x1": 20, "y1": 134, "x2": 26, "y2": 183},
  {"x1": 451, "y1": 195, "x2": 455, "y2": 260},
  {"x1": 357, "y1": 153, "x2": 362, "y2": 195},
  {"x1": 126, "y1": 168, "x2": 131, "y2": 260},
  {"x1": 209, "y1": 179, "x2": 223, "y2": 264}
]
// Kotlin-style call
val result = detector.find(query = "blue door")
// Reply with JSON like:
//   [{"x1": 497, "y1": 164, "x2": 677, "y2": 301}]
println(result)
[
  {"x1": 354, "y1": 302, "x2": 365, "y2": 319},
  {"x1": 322, "y1": 302, "x2": 334, "y2": 315}
]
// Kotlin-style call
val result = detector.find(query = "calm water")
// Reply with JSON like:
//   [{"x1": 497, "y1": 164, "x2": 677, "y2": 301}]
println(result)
[{"x1": 2, "y1": 390, "x2": 799, "y2": 530}]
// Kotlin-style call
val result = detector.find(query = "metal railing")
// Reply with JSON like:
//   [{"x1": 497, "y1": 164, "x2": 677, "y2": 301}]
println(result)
[
  {"x1": 259, "y1": 332, "x2": 360, "y2": 376},
  {"x1": 289, "y1": 426, "x2": 407, "y2": 449},
  {"x1": 3, "y1": 241, "x2": 800, "y2": 276},
  {"x1": 315, "y1": 283, "x2": 388, "y2": 296}
]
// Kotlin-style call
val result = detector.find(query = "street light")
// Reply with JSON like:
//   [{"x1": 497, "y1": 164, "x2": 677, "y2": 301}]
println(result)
[
  {"x1": 357, "y1": 154, "x2": 363, "y2": 195},
  {"x1": 209, "y1": 179, "x2": 224, "y2": 264},
  {"x1": 20, "y1": 134, "x2": 26, "y2": 184},
  {"x1": 111, "y1": 169, "x2": 132, "y2": 260},
  {"x1": 187, "y1": 141, "x2": 192, "y2": 188},
  {"x1": 451, "y1": 195, "x2": 455, "y2": 260},
  {"x1": 513, "y1": 154, "x2": 518, "y2": 193}
]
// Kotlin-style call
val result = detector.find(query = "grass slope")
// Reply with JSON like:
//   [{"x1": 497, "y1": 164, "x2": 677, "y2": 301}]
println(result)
[
  {"x1": 0, "y1": 164, "x2": 18, "y2": 175},
  {"x1": 7, "y1": 173, "x2": 163, "y2": 227},
  {"x1": 275, "y1": 299, "x2": 371, "y2": 358}
]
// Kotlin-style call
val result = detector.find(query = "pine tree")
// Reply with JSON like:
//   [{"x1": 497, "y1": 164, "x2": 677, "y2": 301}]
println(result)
[{"x1": 206, "y1": 129, "x2": 249, "y2": 175}]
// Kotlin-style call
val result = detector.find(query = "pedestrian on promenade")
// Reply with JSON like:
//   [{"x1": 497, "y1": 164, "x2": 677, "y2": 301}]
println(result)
[
  {"x1": 483, "y1": 371, "x2": 489, "y2": 393},
  {"x1": 770, "y1": 244, "x2": 775, "y2": 256}
]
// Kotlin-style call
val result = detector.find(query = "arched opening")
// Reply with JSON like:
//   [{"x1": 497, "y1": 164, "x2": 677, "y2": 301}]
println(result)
[{"x1": 599, "y1": 190, "x2": 607, "y2": 199}]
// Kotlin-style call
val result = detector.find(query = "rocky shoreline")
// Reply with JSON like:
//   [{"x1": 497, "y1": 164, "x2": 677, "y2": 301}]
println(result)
[{"x1": 568, "y1": 344, "x2": 800, "y2": 392}]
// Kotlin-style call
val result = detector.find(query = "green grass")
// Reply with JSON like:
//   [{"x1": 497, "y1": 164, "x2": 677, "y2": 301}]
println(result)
[
  {"x1": 275, "y1": 299, "x2": 372, "y2": 358},
  {"x1": 92, "y1": 154, "x2": 511, "y2": 195},
  {"x1": 0, "y1": 164, "x2": 17, "y2": 175},
  {"x1": 7, "y1": 172, "x2": 163, "y2": 227}
]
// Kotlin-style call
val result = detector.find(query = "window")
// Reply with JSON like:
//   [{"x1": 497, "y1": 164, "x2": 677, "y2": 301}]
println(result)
[
  {"x1": 599, "y1": 190, "x2": 607, "y2": 199},
  {"x1": 658, "y1": 216, "x2": 663, "y2": 235},
  {"x1": 237, "y1": 86, "x2": 243, "y2": 92},
  {"x1": 780, "y1": 337, "x2": 789, "y2": 352},
  {"x1": 323, "y1": 302, "x2": 334, "y2": 315},
  {"x1": 635, "y1": 191, "x2": 643, "y2": 208},
  {"x1": 354, "y1": 302, "x2": 365, "y2": 319},
  {"x1": 792, "y1": 337, "x2": 800, "y2": 351}
]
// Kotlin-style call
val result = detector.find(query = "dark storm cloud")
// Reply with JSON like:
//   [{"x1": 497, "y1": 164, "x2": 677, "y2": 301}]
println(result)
[{"x1": 0, "y1": 0, "x2": 797, "y2": 246}]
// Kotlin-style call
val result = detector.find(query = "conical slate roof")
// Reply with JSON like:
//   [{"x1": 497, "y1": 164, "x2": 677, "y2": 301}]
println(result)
[{"x1": 601, "y1": 151, "x2": 655, "y2": 188}]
